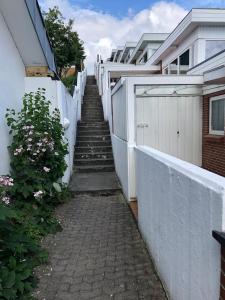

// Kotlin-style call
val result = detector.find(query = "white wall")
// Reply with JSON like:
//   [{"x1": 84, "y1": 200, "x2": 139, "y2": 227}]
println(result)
[
  {"x1": 0, "y1": 12, "x2": 25, "y2": 175},
  {"x1": 136, "y1": 145, "x2": 225, "y2": 300}
]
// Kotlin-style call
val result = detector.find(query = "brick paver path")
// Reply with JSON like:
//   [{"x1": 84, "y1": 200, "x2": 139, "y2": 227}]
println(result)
[{"x1": 34, "y1": 193, "x2": 167, "y2": 300}]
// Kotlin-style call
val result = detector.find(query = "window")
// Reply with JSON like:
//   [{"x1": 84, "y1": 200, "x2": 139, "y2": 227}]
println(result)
[
  {"x1": 179, "y1": 49, "x2": 190, "y2": 74},
  {"x1": 210, "y1": 95, "x2": 225, "y2": 135},
  {"x1": 206, "y1": 40, "x2": 225, "y2": 59},
  {"x1": 167, "y1": 49, "x2": 190, "y2": 75}
]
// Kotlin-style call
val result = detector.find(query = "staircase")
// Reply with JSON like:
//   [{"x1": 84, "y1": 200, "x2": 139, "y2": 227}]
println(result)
[
  {"x1": 71, "y1": 76, "x2": 120, "y2": 193},
  {"x1": 74, "y1": 76, "x2": 114, "y2": 173}
]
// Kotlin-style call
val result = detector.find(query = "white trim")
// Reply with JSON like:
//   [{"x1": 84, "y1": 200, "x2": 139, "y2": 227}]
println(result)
[{"x1": 209, "y1": 94, "x2": 225, "y2": 135}]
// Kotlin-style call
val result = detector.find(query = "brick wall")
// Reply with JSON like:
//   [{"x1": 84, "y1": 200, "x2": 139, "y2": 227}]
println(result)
[{"x1": 202, "y1": 91, "x2": 225, "y2": 177}]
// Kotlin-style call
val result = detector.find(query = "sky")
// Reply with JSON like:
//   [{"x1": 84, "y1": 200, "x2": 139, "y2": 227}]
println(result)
[{"x1": 39, "y1": 0, "x2": 225, "y2": 73}]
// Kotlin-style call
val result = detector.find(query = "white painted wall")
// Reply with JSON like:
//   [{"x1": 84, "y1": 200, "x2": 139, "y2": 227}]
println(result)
[
  {"x1": 136, "y1": 145, "x2": 225, "y2": 300},
  {"x1": 111, "y1": 82, "x2": 127, "y2": 140},
  {"x1": 111, "y1": 135, "x2": 129, "y2": 199},
  {"x1": 0, "y1": 12, "x2": 25, "y2": 175}
]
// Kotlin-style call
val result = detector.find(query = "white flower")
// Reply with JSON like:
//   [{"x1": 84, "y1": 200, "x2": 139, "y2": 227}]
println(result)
[
  {"x1": 54, "y1": 152, "x2": 59, "y2": 156},
  {"x1": 43, "y1": 167, "x2": 50, "y2": 173},
  {"x1": 2, "y1": 196, "x2": 10, "y2": 205},
  {"x1": 33, "y1": 190, "x2": 44, "y2": 199},
  {"x1": 42, "y1": 148, "x2": 46, "y2": 152},
  {"x1": 28, "y1": 138, "x2": 32, "y2": 142}
]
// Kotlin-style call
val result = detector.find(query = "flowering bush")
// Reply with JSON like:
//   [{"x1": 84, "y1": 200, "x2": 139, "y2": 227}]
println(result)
[
  {"x1": 0, "y1": 176, "x2": 48, "y2": 300},
  {"x1": 6, "y1": 89, "x2": 68, "y2": 202},
  {"x1": 0, "y1": 89, "x2": 70, "y2": 299}
]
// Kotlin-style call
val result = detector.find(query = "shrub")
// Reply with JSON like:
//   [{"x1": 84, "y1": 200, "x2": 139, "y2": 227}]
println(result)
[
  {"x1": 6, "y1": 89, "x2": 68, "y2": 203},
  {"x1": 0, "y1": 89, "x2": 71, "y2": 299},
  {"x1": 0, "y1": 177, "x2": 48, "y2": 300}
]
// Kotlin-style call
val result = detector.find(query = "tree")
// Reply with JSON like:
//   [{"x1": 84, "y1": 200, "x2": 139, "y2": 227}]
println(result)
[{"x1": 43, "y1": 7, "x2": 86, "y2": 77}]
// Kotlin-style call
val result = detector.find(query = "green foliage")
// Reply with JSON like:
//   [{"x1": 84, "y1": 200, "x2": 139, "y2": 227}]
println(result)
[
  {"x1": 43, "y1": 6, "x2": 86, "y2": 77},
  {"x1": 0, "y1": 202, "x2": 48, "y2": 300},
  {"x1": 61, "y1": 75, "x2": 77, "y2": 94},
  {"x1": 0, "y1": 90, "x2": 71, "y2": 299}
]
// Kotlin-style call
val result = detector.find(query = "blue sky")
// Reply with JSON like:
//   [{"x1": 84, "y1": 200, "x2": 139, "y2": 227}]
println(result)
[{"x1": 71, "y1": 0, "x2": 225, "y2": 17}]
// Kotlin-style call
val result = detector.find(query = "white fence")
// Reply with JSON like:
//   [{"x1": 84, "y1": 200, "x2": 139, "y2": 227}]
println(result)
[{"x1": 135, "y1": 145, "x2": 225, "y2": 300}]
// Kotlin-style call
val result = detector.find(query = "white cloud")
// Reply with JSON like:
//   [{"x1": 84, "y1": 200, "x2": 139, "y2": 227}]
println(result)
[{"x1": 39, "y1": 0, "x2": 187, "y2": 73}]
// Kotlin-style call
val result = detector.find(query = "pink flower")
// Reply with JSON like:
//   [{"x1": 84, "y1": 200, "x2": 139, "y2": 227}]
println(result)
[{"x1": 0, "y1": 176, "x2": 14, "y2": 187}]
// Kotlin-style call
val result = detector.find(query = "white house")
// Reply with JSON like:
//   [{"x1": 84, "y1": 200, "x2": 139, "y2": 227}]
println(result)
[
  {"x1": 0, "y1": 0, "x2": 86, "y2": 183},
  {"x1": 96, "y1": 8, "x2": 225, "y2": 300}
]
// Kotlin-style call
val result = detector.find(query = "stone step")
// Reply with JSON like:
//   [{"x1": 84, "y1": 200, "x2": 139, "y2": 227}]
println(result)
[
  {"x1": 82, "y1": 119, "x2": 104, "y2": 122},
  {"x1": 75, "y1": 165, "x2": 115, "y2": 173},
  {"x1": 78, "y1": 126, "x2": 109, "y2": 132},
  {"x1": 74, "y1": 152, "x2": 113, "y2": 160},
  {"x1": 77, "y1": 130, "x2": 110, "y2": 135},
  {"x1": 75, "y1": 158, "x2": 114, "y2": 166},
  {"x1": 77, "y1": 135, "x2": 111, "y2": 142},
  {"x1": 75, "y1": 146, "x2": 112, "y2": 153},
  {"x1": 81, "y1": 109, "x2": 103, "y2": 116},
  {"x1": 76, "y1": 140, "x2": 111, "y2": 147},
  {"x1": 78, "y1": 121, "x2": 108, "y2": 126}
]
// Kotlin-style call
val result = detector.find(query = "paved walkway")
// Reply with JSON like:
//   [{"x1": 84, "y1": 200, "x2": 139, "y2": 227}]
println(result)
[{"x1": 34, "y1": 192, "x2": 167, "y2": 300}]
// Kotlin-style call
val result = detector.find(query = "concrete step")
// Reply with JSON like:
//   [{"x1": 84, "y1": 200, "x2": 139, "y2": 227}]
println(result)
[
  {"x1": 78, "y1": 126, "x2": 109, "y2": 132},
  {"x1": 69, "y1": 172, "x2": 120, "y2": 193},
  {"x1": 82, "y1": 119, "x2": 105, "y2": 122},
  {"x1": 75, "y1": 158, "x2": 114, "y2": 166},
  {"x1": 75, "y1": 165, "x2": 115, "y2": 173},
  {"x1": 77, "y1": 135, "x2": 111, "y2": 142},
  {"x1": 76, "y1": 140, "x2": 111, "y2": 147},
  {"x1": 77, "y1": 130, "x2": 110, "y2": 135},
  {"x1": 75, "y1": 146, "x2": 112, "y2": 153},
  {"x1": 74, "y1": 152, "x2": 113, "y2": 160},
  {"x1": 78, "y1": 121, "x2": 108, "y2": 127},
  {"x1": 82, "y1": 112, "x2": 103, "y2": 116}
]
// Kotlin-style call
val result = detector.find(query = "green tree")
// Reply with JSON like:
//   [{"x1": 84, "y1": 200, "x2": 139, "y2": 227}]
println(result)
[{"x1": 43, "y1": 6, "x2": 86, "y2": 77}]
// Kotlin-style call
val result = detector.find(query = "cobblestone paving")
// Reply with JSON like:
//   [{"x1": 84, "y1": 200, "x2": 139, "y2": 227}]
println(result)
[{"x1": 34, "y1": 193, "x2": 167, "y2": 300}]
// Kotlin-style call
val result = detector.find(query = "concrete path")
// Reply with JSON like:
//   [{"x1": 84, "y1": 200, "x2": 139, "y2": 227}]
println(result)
[{"x1": 35, "y1": 192, "x2": 167, "y2": 300}]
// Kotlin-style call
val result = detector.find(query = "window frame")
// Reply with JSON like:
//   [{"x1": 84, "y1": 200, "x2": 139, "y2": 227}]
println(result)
[
  {"x1": 205, "y1": 40, "x2": 225, "y2": 60},
  {"x1": 209, "y1": 95, "x2": 225, "y2": 136}
]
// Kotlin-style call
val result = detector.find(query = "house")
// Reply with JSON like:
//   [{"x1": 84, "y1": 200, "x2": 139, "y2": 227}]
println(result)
[
  {"x1": 95, "y1": 10, "x2": 225, "y2": 299},
  {"x1": 96, "y1": 8, "x2": 225, "y2": 177},
  {"x1": 0, "y1": 0, "x2": 86, "y2": 183},
  {"x1": 127, "y1": 33, "x2": 169, "y2": 65},
  {"x1": 118, "y1": 42, "x2": 136, "y2": 63}
]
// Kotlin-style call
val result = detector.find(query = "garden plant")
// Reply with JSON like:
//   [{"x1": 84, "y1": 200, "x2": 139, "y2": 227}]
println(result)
[{"x1": 0, "y1": 89, "x2": 70, "y2": 299}]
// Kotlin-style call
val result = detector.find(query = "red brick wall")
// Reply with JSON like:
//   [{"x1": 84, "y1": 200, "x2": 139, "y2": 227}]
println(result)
[{"x1": 202, "y1": 91, "x2": 225, "y2": 177}]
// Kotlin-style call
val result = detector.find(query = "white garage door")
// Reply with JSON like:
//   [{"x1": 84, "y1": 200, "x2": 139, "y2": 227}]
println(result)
[{"x1": 136, "y1": 85, "x2": 202, "y2": 166}]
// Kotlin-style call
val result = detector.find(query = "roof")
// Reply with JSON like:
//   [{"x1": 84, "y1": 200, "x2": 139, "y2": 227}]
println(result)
[
  {"x1": 0, "y1": 0, "x2": 57, "y2": 75},
  {"x1": 113, "y1": 46, "x2": 124, "y2": 62},
  {"x1": 119, "y1": 42, "x2": 137, "y2": 63},
  {"x1": 128, "y1": 33, "x2": 169, "y2": 64},
  {"x1": 146, "y1": 8, "x2": 225, "y2": 66}
]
